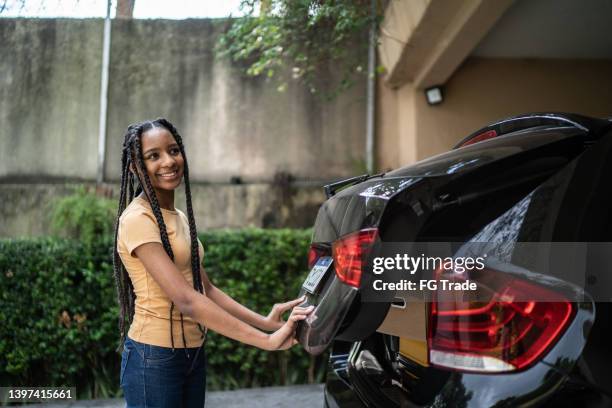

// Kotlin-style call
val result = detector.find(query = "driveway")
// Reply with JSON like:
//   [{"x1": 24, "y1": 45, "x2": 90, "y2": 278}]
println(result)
[{"x1": 26, "y1": 384, "x2": 325, "y2": 408}]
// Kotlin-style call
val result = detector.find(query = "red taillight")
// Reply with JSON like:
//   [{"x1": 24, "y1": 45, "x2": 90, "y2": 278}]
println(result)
[
  {"x1": 428, "y1": 268, "x2": 574, "y2": 372},
  {"x1": 459, "y1": 130, "x2": 497, "y2": 148},
  {"x1": 308, "y1": 244, "x2": 330, "y2": 269},
  {"x1": 332, "y1": 229, "x2": 378, "y2": 287}
]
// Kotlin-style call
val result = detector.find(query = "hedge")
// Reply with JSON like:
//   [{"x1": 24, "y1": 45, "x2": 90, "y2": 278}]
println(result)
[{"x1": 0, "y1": 229, "x2": 328, "y2": 398}]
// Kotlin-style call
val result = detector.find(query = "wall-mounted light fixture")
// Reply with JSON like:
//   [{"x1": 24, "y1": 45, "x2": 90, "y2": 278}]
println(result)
[{"x1": 425, "y1": 86, "x2": 444, "y2": 106}]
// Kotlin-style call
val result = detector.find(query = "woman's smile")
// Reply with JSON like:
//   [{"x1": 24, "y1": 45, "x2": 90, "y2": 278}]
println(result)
[
  {"x1": 133, "y1": 126, "x2": 186, "y2": 210},
  {"x1": 139, "y1": 127, "x2": 185, "y2": 190},
  {"x1": 157, "y1": 169, "x2": 180, "y2": 180}
]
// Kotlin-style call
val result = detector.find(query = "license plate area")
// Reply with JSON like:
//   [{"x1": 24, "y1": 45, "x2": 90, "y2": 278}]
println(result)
[{"x1": 302, "y1": 256, "x2": 333, "y2": 294}]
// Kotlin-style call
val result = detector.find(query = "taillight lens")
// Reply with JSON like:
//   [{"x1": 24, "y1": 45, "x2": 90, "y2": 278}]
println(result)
[
  {"x1": 428, "y1": 268, "x2": 574, "y2": 372},
  {"x1": 459, "y1": 129, "x2": 497, "y2": 148},
  {"x1": 332, "y1": 229, "x2": 378, "y2": 287},
  {"x1": 308, "y1": 244, "x2": 330, "y2": 269}
]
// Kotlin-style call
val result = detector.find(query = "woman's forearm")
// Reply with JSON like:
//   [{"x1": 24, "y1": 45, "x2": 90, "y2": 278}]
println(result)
[
  {"x1": 206, "y1": 285, "x2": 274, "y2": 331},
  {"x1": 181, "y1": 290, "x2": 271, "y2": 349}
]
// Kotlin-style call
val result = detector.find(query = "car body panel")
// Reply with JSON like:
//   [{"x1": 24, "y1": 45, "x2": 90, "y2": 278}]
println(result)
[
  {"x1": 299, "y1": 121, "x2": 609, "y2": 355},
  {"x1": 304, "y1": 113, "x2": 612, "y2": 407}
]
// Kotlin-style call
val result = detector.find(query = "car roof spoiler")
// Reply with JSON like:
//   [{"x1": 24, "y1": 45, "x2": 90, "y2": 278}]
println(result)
[
  {"x1": 324, "y1": 173, "x2": 385, "y2": 198},
  {"x1": 454, "y1": 113, "x2": 612, "y2": 149}
]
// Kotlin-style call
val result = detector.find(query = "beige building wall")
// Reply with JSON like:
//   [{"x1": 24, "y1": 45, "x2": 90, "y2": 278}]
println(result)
[{"x1": 377, "y1": 57, "x2": 612, "y2": 171}]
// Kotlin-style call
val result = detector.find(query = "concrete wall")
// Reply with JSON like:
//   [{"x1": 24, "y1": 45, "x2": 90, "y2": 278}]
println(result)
[
  {"x1": 0, "y1": 18, "x2": 366, "y2": 237},
  {"x1": 377, "y1": 57, "x2": 612, "y2": 170},
  {"x1": 104, "y1": 19, "x2": 366, "y2": 182},
  {"x1": 0, "y1": 19, "x2": 103, "y2": 181},
  {"x1": 0, "y1": 183, "x2": 325, "y2": 238}
]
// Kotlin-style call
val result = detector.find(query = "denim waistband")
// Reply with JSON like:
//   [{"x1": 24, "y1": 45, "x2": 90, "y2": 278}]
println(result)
[{"x1": 125, "y1": 336, "x2": 204, "y2": 361}]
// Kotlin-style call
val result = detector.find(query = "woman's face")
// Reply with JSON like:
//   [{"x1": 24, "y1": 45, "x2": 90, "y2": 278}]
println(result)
[{"x1": 136, "y1": 127, "x2": 185, "y2": 193}]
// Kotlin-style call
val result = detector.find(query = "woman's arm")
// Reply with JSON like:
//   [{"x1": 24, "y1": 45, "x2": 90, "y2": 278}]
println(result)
[
  {"x1": 200, "y1": 268, "x2": 303, "y2": 331},
  {"x1": 133, "y1": 242, "x2": 311, "y2": 350}
]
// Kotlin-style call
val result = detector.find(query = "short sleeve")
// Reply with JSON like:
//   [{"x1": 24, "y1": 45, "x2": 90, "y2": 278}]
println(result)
[
  {"x1": 178, "y1": 209, "x2": 205, "y2": 260},
  {"x1": 120, "y1": 211, "x2": 163, "y2": 256},
  {"x1": 197, "y1": 237, "x2": 205, "y2": 260}
]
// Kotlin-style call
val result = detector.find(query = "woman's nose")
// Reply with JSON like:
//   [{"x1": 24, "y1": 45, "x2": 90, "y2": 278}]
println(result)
[{"x1": 161, "y1": 153, "x2": 177, "y2": 167}]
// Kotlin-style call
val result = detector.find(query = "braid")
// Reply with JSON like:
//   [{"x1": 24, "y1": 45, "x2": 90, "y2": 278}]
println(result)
[
  {"x1": 132, "y1": 135, "x2": 175, "y2": 260},
  {"x1": 113, "y1": 126, "x2": 141, "y2": 351},
  {"x1": 127, "y1": 170, "x2": 134, "y2": 201},
  {"x1": 133, "y1": 132, "x2": 181, "y2": 349},
  {"x1": 157, "y1": 119, "x2": 207, "y2": 339},
  {"x1": 156, "y1": 119, "x2": 203, "y2": 291},
  {"x1": 183, "y1": 166, "x2": 203, "y2": 293}
]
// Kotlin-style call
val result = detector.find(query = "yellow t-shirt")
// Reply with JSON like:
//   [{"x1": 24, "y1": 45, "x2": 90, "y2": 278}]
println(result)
[{"x1": 117, "y1": 196, "x2": 205, "y2": 348}]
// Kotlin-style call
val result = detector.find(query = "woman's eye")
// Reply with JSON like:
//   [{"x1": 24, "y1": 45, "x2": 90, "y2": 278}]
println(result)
[
  {"x1": 171, "y1": 148, "x2": 180, "y2": 155},
  {"x1": 146, "y1": 153, "x2": 158, "y2": 160}
]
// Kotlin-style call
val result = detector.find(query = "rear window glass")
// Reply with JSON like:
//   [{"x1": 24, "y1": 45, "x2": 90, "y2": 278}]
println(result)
[{"x1": 386, "y1": 127, "x2": 582, "y2": 178}]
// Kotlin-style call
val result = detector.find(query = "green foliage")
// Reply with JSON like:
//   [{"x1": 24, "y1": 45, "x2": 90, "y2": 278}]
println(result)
[
  {"x1": 0, "y1": 237, "x2": 119, "y2": 397},
  {"x1": 0, "y1": 229, "x2": 326, "y2": 397},
  {"x1": 217, "y1": 0, "x2": 381, "y2": 98},
  {"x1": 202, "y1": 229, "x2": 322, "y2": 389},
  {"x1": 50, "y1": 187, "x2": 117, "y2": 246}
]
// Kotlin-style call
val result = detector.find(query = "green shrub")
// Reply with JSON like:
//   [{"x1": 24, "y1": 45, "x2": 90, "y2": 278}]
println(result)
[
  {"x1": 201, "y1": 229, "x2": 324, "y2": 389},
  {"x1": 0, "y1": 229, "x2": 326, "y2": 398},
  {"x1": 0, "y1": 237, "x2": 118, "y2": 397},
  {"x1": 50, "y1": 186, "x2": 117, "y2": 246}
]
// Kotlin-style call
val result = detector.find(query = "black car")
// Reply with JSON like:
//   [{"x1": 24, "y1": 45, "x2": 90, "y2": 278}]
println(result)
[{"x1": 297, "y1": 113, "x2": 612, "y2": 407}]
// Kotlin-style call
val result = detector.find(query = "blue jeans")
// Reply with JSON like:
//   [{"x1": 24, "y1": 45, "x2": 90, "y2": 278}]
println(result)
[{"x1": 120, "y1": 336, "x2": 206, "y2": 408}]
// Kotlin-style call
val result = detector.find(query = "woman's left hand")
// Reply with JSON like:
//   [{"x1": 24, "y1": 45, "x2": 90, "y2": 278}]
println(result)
[{"x1": 263, "y1": 295, "x2": 306, "y2": 331}]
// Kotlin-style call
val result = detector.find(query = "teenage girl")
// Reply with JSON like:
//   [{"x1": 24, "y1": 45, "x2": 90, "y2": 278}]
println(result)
[{"x1": 113, "y1": 118, "x2": 312, "y2": 407}]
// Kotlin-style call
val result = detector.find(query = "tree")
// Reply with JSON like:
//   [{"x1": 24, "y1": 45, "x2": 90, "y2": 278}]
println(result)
[
  {"x1": 216, "y1": 0, "x2": 383, "y2": 98},
  {"x1": 116, "y1": 0, "x2": 135, "y2": 19}
]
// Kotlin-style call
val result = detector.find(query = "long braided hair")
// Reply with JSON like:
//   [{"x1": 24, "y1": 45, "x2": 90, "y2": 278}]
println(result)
[{"x1": 112, "y1": 118, "x2": 206, "y2": 352}]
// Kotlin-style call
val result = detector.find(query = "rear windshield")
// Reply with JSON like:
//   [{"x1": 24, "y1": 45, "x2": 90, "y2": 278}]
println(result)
[{"x1": 386, "y1": 127, "x2": 583, "y2": 178}]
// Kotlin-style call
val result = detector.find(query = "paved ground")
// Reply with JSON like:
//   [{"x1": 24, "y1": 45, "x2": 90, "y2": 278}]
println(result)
[{"x1": 27, "y1": 384, "x2": 325, "y2": 408}]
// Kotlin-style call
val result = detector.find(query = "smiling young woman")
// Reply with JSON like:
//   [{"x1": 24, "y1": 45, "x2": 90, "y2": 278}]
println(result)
[{"x1": 113, "y1": 118, "x2": 312, "y2": 408}]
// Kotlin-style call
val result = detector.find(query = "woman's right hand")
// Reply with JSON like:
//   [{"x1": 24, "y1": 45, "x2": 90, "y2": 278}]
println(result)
[{"x1": 263, "y1": 305, "x2": 314, "y2": 351}]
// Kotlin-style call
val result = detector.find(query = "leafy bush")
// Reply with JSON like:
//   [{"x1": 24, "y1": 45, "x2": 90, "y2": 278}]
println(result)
[
  {"x1": 216, "y1": 0, "x2": 381, "y2": 97},
  {"x1": 0, "y1": 238, "x2": 118, "y2": 397},
  {"x1": 50, "y1": 186, "x2": 117, "y2": 246},
  {"x1": 202, "y1": 229, "x2": 324, "y2": 389},
  {"x1": 0, "y1": 229, "x2": 326, "y2": 398}
]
